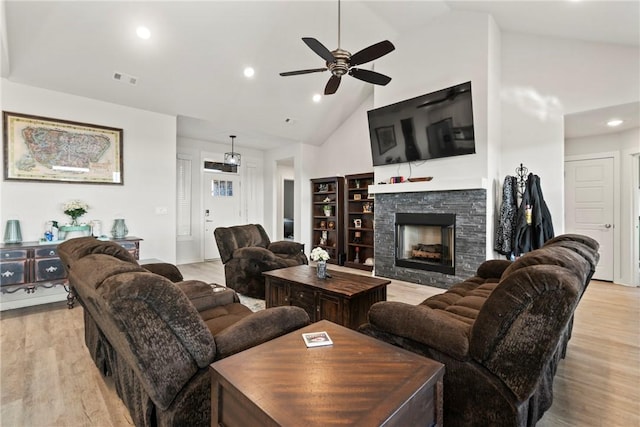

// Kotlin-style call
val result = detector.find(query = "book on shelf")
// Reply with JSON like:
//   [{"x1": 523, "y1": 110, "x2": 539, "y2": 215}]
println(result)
[{"x1": 302, "y1": 331, "x2": 333, "y2": 348}]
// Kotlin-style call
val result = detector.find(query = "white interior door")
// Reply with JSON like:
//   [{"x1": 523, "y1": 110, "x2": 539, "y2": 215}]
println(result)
[
  {"x1": 203, "y1": 172, "x2": 242, "y2": 260},
  {"x1": 565, "y1": 157, "x2": 614, "y2": 281}
]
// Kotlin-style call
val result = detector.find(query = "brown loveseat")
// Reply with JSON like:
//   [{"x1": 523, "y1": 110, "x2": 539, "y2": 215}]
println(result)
[
  {"x1": 359, "y1": 234, "x2": 599, "y2": 426},
  {"x1": 58, "y1": 237, "x2": 310, "y2": 427},
  {"x1": 214, "y1": 223, "x2": 308, "y2": 298}
]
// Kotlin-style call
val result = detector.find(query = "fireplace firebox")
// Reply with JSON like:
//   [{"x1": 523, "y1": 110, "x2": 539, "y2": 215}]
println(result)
[{"x1": 395, "y1": 213, "x2": 456, "y2": 275}]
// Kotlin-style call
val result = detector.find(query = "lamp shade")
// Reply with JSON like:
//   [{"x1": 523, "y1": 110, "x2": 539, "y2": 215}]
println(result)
[{"x1": 4, "y1": 220, "x2": 23, "y2": 244}]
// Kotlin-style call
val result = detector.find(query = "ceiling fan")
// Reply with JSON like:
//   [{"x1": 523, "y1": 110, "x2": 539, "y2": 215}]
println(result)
[{"x1": 279, "y1": 0, "x2": 395, "y2": 95}]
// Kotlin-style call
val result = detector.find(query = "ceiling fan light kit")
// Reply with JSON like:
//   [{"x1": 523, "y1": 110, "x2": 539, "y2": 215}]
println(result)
[{"x1": 280, "y1": 0, "x2": 395, "y2": 95}]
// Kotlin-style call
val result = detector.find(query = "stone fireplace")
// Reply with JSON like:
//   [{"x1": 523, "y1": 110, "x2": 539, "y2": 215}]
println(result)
[
  {"x1": 371, "y1": 180, "x2": 487, "y2": 289},
  {"x1": 395, "y1": 213, "x2": 456, "y2": 275}
]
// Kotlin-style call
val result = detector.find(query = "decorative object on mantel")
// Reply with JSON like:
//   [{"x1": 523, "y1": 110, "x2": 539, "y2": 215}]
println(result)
[
  {"x1": 63, "y1": 200, "x2": 89, "y2": 225},
  {"x1": 389, "y1": 176, "x2": 405, "y2": 184},
  {"x1": 111, "y1": 218, "x2": 129, "y2": 239},
  {"x1": 3, "y1": 220, "x2": 22, "y2": 244},
  {"x1": 224, "y1": 135, "x2": 241, "y2": 166},
  {"x1": 310, "y1": 246, "x2": 330, "y2": 279},
  {"x1": 408, "y1": 177, "x2": 433, "y2": 182}
]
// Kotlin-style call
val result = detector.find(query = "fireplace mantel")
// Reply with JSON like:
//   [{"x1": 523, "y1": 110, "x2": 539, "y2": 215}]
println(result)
[{"x1": 368, "y1": 178, "x2": 488, "y2": 195}]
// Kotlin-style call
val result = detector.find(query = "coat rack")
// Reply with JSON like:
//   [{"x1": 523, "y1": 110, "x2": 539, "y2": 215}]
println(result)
[{"x1": 515, "y1": 163, "x2": 528, "y2": 196}]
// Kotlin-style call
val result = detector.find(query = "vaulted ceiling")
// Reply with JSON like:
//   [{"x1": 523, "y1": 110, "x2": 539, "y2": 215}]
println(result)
[{"x1": 2, "y1": 1, "x2": 638, "y2": 150}]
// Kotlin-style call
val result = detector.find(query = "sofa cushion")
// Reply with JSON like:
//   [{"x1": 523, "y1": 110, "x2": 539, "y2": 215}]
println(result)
[
  {"x1": 368, "y1": 301, "x2": 472, "y2": 360},
  {"x1": 71, "y1": 253, "x2": 145, "y2": 290},
  {"x1": 214, "y1": 224, "x2": 271, "y2": 263},
  {"x1": 501, "y1": 246, "x2": 590, "y2": 285},
  {"x1": 202, "y1": 303, "x2": 253, "y2": 335},
  {"x1": 268, "y1": 240, "x2": 304, "y2": 255},
  {"x1": 59, "y1": 236, "x2": 137, "y2": 265}
]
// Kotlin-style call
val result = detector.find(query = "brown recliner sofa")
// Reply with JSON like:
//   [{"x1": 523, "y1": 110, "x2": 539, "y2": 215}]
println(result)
[
  {"x1": 58, "y1": 237, "x2": 310, "y2": 427},
  {"x1": 359, "y1": 234, "x2": 599, "y2": 426},
  {"x1": 214, "y1": 223, "x2": 308, "y2": 299}
]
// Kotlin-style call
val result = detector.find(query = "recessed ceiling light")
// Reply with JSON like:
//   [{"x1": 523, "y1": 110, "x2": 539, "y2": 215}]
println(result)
[
  {"x1": 312, "y1": 94, "x2": 322, "y2": 103},
  {"x1": 607, "y1": 119, "x2": 623, "y2": 127},
  {"x1": 244, "y1": 67, "x2": 255, "y2": 78},
  {"x1": 136, "y1": 26, "x2": 151, "y2": 40}
]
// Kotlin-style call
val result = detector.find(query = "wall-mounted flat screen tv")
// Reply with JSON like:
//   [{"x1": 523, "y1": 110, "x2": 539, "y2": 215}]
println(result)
[{"x1": 367, "y1": 81, "x2": 476, "y2": 166}]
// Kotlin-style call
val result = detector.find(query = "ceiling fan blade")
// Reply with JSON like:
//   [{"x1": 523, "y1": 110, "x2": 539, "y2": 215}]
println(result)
[
  {"x1": 280, "y1": 68, "x2": 328, "y2": 76},
  {"x1": 349, "y1": 68, "x2": 392, "y2": 86},
  {"x1": 324, "y1": 75, "x2": 341, "y2": 95},
  {"x1": 302, "y1": 37, "x2": 336, "y2": 63},
  {"x1": 350, "y1": 40, "x2": 395, "y2": 66}
]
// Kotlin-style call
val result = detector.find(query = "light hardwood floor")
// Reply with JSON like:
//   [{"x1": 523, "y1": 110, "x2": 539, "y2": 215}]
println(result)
[{"x1": 1, "y1": 261, "x2": 638, "y2": 426}]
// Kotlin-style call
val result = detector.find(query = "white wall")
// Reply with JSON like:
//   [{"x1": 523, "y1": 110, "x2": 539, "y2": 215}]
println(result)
[
  {"x1": 500, "y1": 34, "x2": 640, "y2": 234},
  {"x1": 265, "y1": 142, "x2": 321, "y2": 259},
  {"x1": 371, "y1": 11, "x2": 495, "y2": 186},
  {"x1": 566, "y1": 128, "x2": 640, "y2": 285},
  {"x1": 1, "y1": 79, "x2": 177, "y2": 309},
  {"x1": 308, "y1": 11, "x2": 501, "y2": 258},
  {"x1": 176, "y1": 136, "x2": 265, "y2": 264},
  {"x1": 317, "y1": 94, "x2": 375, "y2": 177}
]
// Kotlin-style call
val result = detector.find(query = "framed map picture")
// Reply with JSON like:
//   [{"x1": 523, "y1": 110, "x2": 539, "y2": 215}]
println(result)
[{"x1": 3, "y1": 111, "x2": 124, "y2": 184}]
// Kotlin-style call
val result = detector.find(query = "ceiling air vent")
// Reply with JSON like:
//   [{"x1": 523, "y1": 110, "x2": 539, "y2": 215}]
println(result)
[{"x1": 113, "y1": 71, "x2": 138, "y2": 86}]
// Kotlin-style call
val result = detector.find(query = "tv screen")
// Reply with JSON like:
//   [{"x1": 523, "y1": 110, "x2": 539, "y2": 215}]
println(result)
[{"x1": 367, "y1": 81, "x2": 476, "y2": 166}]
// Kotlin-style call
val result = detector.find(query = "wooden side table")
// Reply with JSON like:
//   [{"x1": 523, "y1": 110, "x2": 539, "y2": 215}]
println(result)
[{"x1": 210, "y1": 320, "x2": 444, "y2": 426}]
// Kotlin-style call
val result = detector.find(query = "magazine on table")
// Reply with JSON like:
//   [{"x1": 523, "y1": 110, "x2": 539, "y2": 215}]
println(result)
[{"x1": 302, "y1": 331, "x2": 333, "y2": 348}]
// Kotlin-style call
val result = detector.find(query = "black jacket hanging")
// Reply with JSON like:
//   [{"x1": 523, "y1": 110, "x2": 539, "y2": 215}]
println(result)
[
  {"x1": 514, "y1": 173, "x2": 554, "y2": 255},
  {"x1": 495, "y1": 175, "x2": 518, "y2": 256}
]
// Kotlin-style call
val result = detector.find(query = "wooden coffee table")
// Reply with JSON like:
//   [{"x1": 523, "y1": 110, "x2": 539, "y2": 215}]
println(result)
[
  {"x1": 210, "y1": 320, "x2": 444, "y2": 427},
  {"x1": 263, "y1": 265, "x2": 390, "y2": 330}
]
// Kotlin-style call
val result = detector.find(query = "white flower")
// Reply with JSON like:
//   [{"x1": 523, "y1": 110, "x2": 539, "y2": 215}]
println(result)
[
  {"x1": 310, "y1": 247, "x2": 330, "y2": 262},
  {"x1": 63, "y1": 200, "x2": 89, "y2": 218}
]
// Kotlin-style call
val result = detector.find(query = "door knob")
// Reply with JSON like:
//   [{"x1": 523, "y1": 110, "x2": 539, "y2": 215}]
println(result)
[{"x1": 604, "y1": 224, "x2": 612, "y2": 228}]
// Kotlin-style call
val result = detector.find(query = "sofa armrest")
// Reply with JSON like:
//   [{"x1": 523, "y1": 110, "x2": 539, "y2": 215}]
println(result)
[
  {"x1": 233, "y1": 246, "x2": 280, "y2": 262},
  {"x1": 476, "y1": 259, "x2": 512, "y2": 279},
  {"x1": 176, "y1": 281, "x2": 240, "y2": 312},
  {"x1": 99, "y1": 271, "x2": 216, "y2": 410},
  {"x1": 367, "y1": 301, "x2": 471, "y2": 360},
  {"x1": 268, "y1": 240, "x2": 304, "y2": 255},
  {"x1": 214, "y1": 306, "x2": 310, "y2": 359},
  {"x1": 143, "y1": 263, "x2": 184, "y2": 282}
]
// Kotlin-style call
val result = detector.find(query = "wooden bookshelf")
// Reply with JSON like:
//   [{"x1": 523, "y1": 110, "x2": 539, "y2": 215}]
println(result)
[
  {"x1": 344, "y1": 173, "x2": 375, "y2": 271},
  {"x1": 310, "y1": 176, "x2": 345, "y2": 265}
]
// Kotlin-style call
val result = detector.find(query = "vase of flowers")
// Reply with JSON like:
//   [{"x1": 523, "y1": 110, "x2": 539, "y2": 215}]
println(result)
[
  {"x1": 63, "y1": 200, "x2": 89, "y2": 226},
  {"x1": 310, "y1": 247, "x2": 330, "y2": 279}
]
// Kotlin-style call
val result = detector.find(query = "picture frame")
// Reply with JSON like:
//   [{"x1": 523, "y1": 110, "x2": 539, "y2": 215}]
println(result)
[
  {"x1": 353, "y1": 193, "x2": 362, "y2": 200},
  {"x1": 3, "y1": 111, "x2": 124, "y2": 184},
  {"x1": 375, "y1": 125, "x2": 397, "y2": 155}
]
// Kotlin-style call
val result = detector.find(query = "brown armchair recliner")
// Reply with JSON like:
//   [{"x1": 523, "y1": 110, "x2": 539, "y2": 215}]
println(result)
[{"x1": 214, "y1": 224, "x2": 308, "y2": 299}]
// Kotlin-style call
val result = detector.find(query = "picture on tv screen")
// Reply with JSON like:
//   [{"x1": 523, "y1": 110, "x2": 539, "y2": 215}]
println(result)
[{"x1": 367, "y1": 81, "x2": 476, "y2": 166}]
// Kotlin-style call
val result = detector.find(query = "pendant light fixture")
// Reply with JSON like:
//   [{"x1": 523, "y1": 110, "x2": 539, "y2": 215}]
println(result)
[{"x1": 224, "y1": 135, "x2": 241, "y2": 166}]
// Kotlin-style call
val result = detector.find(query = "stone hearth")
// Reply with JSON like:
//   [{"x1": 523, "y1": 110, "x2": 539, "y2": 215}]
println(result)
[{"x1": 373, "y1": 187, "x2": 486, "y2": 289}]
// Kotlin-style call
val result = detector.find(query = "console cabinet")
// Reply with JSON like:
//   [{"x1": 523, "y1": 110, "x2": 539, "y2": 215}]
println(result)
[
  {"x1": 311, "y1": 176, "x2": 345, "y2": 265},
  {"x1": 266, "y1": 280, "x2": 343, "y2": 326},
  {"x1": 1, "y1": 237, "x2": 142, "y2": 307},
  {"x1": 345, "y1": 173, "x2": 375, "y2": 271}
]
